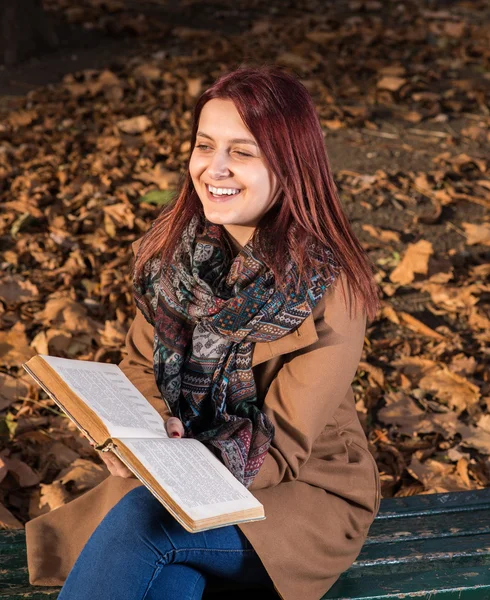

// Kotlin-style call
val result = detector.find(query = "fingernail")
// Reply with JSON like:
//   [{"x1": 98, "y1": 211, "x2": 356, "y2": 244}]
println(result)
[{"x1": 171, "y1": 432, "x2": 180, "y2": 438}]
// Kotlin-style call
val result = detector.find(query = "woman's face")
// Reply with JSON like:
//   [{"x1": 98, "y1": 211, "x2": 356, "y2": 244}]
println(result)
[{"x1": 189, "y1": 98, "x2": 278, "y2": 247}]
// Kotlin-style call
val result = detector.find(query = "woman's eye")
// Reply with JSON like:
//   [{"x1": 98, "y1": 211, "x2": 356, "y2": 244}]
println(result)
[
  {"x1": 235, "y1": 151, "x2": 253, "y2": 157},
  {"x1": 196, "y1": 144, "x2": 211, "y2": 151}
]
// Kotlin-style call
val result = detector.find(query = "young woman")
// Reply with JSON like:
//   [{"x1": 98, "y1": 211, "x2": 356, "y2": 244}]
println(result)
[{"x1": 26, "y1": 66, "x2": 381, "y2": 600}]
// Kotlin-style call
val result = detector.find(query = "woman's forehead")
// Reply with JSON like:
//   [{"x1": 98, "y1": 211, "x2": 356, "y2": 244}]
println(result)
[{"x1": 197, "y1": 99, "x2": 255, "y2": 141}]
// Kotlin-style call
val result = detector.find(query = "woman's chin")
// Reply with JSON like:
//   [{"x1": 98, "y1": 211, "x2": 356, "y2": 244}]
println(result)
[{"x1": 202, "y1": 208, "x2": 239, "y2": 225}]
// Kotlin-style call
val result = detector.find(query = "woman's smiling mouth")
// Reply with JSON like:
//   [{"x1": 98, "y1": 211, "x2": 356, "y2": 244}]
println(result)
[{"x1": 206, "y1": 183, "x2": 242, "y2": 202}]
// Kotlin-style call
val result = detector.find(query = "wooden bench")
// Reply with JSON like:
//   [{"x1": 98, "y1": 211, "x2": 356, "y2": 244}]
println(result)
[{"x1": 1, "y1": 489, "x2": 490, "y2": 599}]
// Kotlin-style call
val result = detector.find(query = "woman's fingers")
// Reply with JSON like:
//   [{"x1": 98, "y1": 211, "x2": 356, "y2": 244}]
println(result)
[
  {"x1": 89, "y1": 441, "x2": 134, "y2": 478},
  {"x1": 165, "y1": 417, "x2": 185, "y2": 438},
  {"x1": 102, "y1": 451, "x2": 134, "y2": 478}
]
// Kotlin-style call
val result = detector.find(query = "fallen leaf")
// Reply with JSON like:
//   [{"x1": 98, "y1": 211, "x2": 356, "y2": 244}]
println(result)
[
  {"x1": 462, "y1": 223, "x2": 490, "y2": 246},
  {"x1": 0, "y1": 503, "x2": 23, "y2": 529},
  {"x1": 3, "y1": 456, "x2": 40, "y2": 487},
  {"x1": 0, "y1": 373, "x2": 30, "y2": 411},
  {"x1": 362, "y1": 224, "x2": 401, "y2": 243},
  {"x1": 39, "y1": 481, "x2": 73, "y2": 512},
  {"x1": 0, "y1": 277, "x2": 39, "y2": 305},
  {"x1": 390, "y1": 240, "x2": 433, "y2": 285},
  {"x1": 419, "y1": 368, "x2": 480, "y2": 415},
  {"x1": 0, "y1": 323, "x2": 36, "y2": 367},
  {"x1": 56, "y1": 458, "x2": 108, "y2": 493},
  {"x1": 377, "y1": 76, "x2": 407, "y2": 92},
  {"x1": 117, "y1": 115, "x2": 152, "y2": 134}
]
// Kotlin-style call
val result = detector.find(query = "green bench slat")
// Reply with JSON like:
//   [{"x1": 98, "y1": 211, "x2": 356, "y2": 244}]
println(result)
[
  {"x1": 374, "y1": 489, "x2": 490, "y2": 519},
  {"x1": 1, "y1": 490, "x2": 490, "y2": 599},
  {"x1": 323, "y1": 564, "x2": 490, "y2": 599},
  {"x1": 365, "y1": 508, "x2": 490, "y2": 544},
  {"x1": 353, "y1": 532, "x2": 490, "y2": 569}
]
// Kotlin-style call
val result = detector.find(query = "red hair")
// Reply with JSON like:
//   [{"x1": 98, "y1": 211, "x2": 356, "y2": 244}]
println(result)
[{"x1": 132, "y1": 66, "x2": 380, "y2": 321}]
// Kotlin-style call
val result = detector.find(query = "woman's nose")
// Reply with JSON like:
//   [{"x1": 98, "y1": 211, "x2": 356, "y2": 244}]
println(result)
[{"x1": 207, "y1": 152, "x2": 231, "y2": 180}]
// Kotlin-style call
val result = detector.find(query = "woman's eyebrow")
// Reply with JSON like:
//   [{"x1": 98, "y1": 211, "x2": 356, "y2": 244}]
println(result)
[{"x1": 196, "y1": 131, "x2": 258, "y2": 147}]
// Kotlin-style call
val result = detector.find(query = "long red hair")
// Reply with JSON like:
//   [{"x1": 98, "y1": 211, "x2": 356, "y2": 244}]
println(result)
[{"x1": 132, "y1": 66, "x2": 380, "y2": 321}]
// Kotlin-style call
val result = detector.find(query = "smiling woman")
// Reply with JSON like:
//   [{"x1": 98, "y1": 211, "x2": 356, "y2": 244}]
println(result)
[
  {"x1": 26, "y1": 66, "x2": 382, "y2": 600},
  {"x1": 189, "y1": 98, "x2": 279, "y2": 246}
]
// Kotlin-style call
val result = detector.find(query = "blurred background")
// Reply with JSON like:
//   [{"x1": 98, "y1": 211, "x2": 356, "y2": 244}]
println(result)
[{"x1": 0, "y1": 0, "x2": 489, "y2": 528}]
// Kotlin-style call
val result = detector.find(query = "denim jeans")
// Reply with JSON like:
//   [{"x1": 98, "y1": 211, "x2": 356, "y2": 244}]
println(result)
[{"x1": 58, "y1": 485, "x2": 274, "y2": 600}]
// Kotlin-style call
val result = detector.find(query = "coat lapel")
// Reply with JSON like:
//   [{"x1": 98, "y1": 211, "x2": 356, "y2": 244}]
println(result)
[{"x1": 252, "y1": 314, "x2": 318, "y2": 367}]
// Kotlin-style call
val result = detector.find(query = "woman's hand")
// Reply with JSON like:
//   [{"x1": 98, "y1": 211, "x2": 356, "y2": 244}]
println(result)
[
  {"x1": 165, "y1": 416, "x2": 185, "y2": 438},
  {"x1": 90, "y1": 417, "x2": 184, "y2": 478},
  {"x1": 90, "y1": 442, "x2": 134, "y2": 478}
]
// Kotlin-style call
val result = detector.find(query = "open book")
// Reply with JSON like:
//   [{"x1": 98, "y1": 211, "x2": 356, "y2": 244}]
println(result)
[{"x1": 22, "y1": 354, "x2": 265, "y2": 533}]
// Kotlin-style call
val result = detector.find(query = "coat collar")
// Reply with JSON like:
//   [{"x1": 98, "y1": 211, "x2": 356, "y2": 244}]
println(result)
[{"x1": 252, "y1": 313, "x2": 318, "y2": 367}]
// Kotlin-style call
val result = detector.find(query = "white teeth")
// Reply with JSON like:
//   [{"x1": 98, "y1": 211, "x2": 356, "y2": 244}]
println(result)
[{"x1": 207, "y1": 185, "x2": 241, "y2": 196}]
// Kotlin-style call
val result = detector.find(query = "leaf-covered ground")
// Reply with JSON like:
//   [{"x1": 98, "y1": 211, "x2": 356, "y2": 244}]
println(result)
[{"x1": 0, "y1": 0, "x2": 489, "y2": 528}]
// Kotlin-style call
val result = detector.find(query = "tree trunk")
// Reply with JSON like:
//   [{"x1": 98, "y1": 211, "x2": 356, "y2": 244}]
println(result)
[{"x1": 0, "y1": 0, "x2": 59, "y2": 66}]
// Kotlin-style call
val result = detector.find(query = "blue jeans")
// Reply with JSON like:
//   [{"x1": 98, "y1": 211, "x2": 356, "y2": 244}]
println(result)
[{"x1": 58, "y1": 486, "x2": 274, "y2": 599}]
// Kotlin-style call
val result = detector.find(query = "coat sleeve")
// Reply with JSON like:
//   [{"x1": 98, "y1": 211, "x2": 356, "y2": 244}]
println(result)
[
  {"x1": 249, "y1": 272, "x2": 367, "y2": 491},
  {"x1": 118, "y1": 240, "x2": 172, "y2": 423}
]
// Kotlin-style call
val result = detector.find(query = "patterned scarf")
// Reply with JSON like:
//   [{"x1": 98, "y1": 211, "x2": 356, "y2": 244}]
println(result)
[{"x1": 133, "y1": 216, "x2": 339, "y2": 487}]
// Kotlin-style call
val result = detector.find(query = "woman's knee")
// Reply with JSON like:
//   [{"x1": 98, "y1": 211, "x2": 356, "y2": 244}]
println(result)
[{"x1": 97, "y1": 486, "x2": 167, "y2": 547}]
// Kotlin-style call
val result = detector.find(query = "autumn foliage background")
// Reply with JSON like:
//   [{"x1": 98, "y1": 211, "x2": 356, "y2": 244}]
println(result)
[{"x1": 0, "y1": 0, "x2": 489, "y2": 529}]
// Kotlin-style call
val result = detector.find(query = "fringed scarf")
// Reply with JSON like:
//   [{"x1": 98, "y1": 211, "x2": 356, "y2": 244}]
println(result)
[{"x1": 133, "y1": 216, "x2": 339, "y2": 487}]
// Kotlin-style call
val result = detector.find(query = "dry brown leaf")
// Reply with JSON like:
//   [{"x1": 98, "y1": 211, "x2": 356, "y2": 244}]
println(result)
[
  {"x1": 8, "y1": 109, "x2": 38, "y2": 128},
  {"x1": 477, "y1": 415, "x2": 490, "y2": 434},
  {"x1": 276, "y1": 52, "x2": 311, "y2": 71},
  {"x1": 450, "y1": 354, "x2": 477, "y2": 376},
  {"x1": 117, "y1": 115, "x2": 152, "y2": 134},
  {"x1": 0, "y1": 373, "x2": 30, "y2": 411},
  {"x1": 0, "y1": 277, "x2": 39, "y2": 305},
  {"x1": 389, "y1": 240, "x2": 433, "y2": 285},
  {"x1": 420, "y1": 282, "x2": 480, "y2": 313},
  {"x1": 402, "y1": 111, "x2": 423, "y2": 123},
  {"x1": 0, "y1": 323, "x2": 36, "y2": 367},
  {"x1": 3, "y1": 455, "x2": 40, "y2": 487},
  {"x1": 306, "y1": 31, "x2": 338, "y2": 44},
  {"x1": 456, "y1": 457, "x2": 472, "y2": 488},
  {"x1": 187, "y1": 77, "x2": 203, "y2": 97},
  {"x1": 397, "y1": 311, "x2": 446, "y2": 340},
  {"x1": 39, "y1": 481, "x2": 73, "y2": 513},
  {"x1": 380, "y1": 304, "x2": 400, "y2": 324},
  {"x1": 30, "y1": 330, "x2": 49, "y2": 355},
  {"x1": 133, "y1": 63, "x2": 161, "y2": 81},
  {"x1": 408, "y1": 456, "x2": 476, "y2": 493},
  {"x1": 103, "y1": 202, "x2": 136, "y2": 230},
  {"x1": 98, "y1": 320, "x2": 127, "y2": 347},
  {"x1": 56, "y1": 458, "x2": 108, "y2": 493},
  {"x1": 468, "y1": 307, "x2": 490, "y2": 333},
  {"x1": 358, "y1": 361, "x2": 385, "y2": 387},
  {"x1": 35, "y1": 297, "x2": 99, "y2": 334},
  {"x1": 362, "y1": 224, "x2": 401, "y2": 243},
  {"x1": 377, "y1": 76, "x2": 407, "y2": 91},
  {"x1": 419, "y1": 368, "x2": 480, "y2": 415},
  {"x1": 0, "y1": 458, "x2": 8, "y2": 485},
  {"x1": 134, "y1": 163, "x2": 180, "y2": 189},
  {"x1": 323, "y1": 119, "x2": 344, "y2": 130},
  {"x1": 458, "y1": 424, "x2": 490, "y2": 454},
  {"x1": 462, "y1": 223, "x2": 490, "y2": 246},
  {"x1": 391, "y1": 356, "x2": 438, "y2": 380},
  {"x1": 0, "y1": 503, "x2": 23, "y2": 529},
  {"x1": 46, "y1": 442, "x2": 80, "y2": 470}
]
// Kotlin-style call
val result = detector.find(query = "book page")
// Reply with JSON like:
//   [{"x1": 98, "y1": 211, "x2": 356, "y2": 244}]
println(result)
[
  {"x1": 40, "y1": 355, "x2": 167, "y2": 439},
  {"x1": 120, "y1": 438, "x2": 262, "y2": 521}
]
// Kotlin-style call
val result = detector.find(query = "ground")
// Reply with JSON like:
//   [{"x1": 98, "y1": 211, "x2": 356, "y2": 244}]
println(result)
[{"x1": 0, "y1": 0, "x2": 489, "y2": 526}]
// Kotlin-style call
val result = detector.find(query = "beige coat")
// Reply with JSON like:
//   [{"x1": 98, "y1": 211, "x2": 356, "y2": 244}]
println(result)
[{"x1": 26, "y1": 240, "x2": 381, "y2": 600}]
